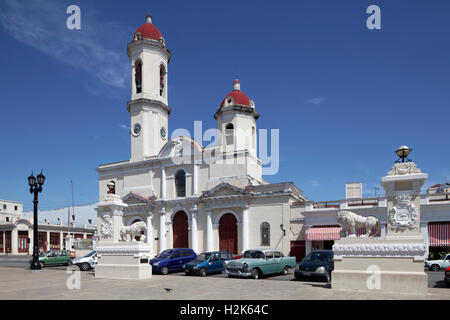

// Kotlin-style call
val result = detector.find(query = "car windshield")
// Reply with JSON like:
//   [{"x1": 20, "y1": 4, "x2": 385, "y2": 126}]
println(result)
[
  {"x1": 157, "y1": 249, "x2": 173, "y2": 259},
  {"x1": 242, "y1": 250, "x2": 265, "y2": 259},
  {"x1": 194, "y1": 253, "x2": 212, "y2": 261},
  {"x1": 305, "y1": 251, "x2": 332, "y2": 262},
  {"x1": 84, "y1": 251, "x2": 96, "y2": 257},
  {"x1": 40, "y1": 251, "x2": 51, "y2": 257}
]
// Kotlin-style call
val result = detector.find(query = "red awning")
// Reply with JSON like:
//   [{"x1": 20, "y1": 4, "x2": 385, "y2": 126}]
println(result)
[
  {"x1": 307, "y1": 227, "x2": 341, "y2": 241},
  {"x1": 428, "y1": 223, "x2": 450, "y2": 246},
  {"x1": 307, "y1": 227, "x2": 369, "y2": 241}
]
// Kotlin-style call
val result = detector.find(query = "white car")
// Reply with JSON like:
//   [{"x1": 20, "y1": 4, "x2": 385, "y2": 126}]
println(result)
[
  {"x1": 425, "y1": 254, "x2": 450, "y2": 271},
  {"x1": 70, "y1": 251, "x2": 98, "y2": 271}
]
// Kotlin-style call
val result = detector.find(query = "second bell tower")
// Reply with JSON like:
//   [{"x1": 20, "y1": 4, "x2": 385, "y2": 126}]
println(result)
[{"x1": 127, "y1": 14, "x2": 171, "y2": 162}]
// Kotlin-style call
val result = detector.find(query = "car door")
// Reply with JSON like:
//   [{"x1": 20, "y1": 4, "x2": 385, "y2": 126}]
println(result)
[
  {"x1": 46, "y1": 251, "x2": 58, "y2": 265},
  {"x1": 168, "y1": 250, "x2": 182, "y2": 271},
  {"x1": 182, "y1": 250, "x2": 195, "y2": 265},
  {"x1": 273, "y1": 251, "x2": 283, "y2": 272},
  {"x1": 210, "y1": 252, "x2": 221, "y2": 272},
  {"x1": 443, "y1": 255, "x2": 450, "y2": 268},
  {"x1": 262, "y1": 251, "x2": 276, "y2": 274}
]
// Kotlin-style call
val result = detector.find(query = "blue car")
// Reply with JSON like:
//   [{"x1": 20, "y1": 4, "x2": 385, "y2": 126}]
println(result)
[
  {"x1": 150, "y1": 248, "x2": 197, "y2": 275},
  {"x1": 183, "y1": 251, "x2": 233, "y2": 277}
]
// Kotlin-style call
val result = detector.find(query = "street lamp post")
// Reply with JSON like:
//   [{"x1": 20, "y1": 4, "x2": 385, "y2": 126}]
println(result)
[{"x1": 28, "y1": 170, "x2": 45, "y2": 270}]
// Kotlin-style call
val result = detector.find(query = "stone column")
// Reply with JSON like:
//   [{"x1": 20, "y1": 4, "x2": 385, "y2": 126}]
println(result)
[
  {"x1": 46, "y1": 231, "x2": 50, "y2": 251},
  {"x1": 159, "y1": 207, "x2": 166, "y2": 252},
  {"x1": 146, "y1": 214, "x2": 153, "y2": 253},
  {"x1": 161, "y1": 167, "x2": 166, "y2": 200},
  {"x1": 242, "y1": 206, "x2": 249, "y2": 252},
  {"x1": 206, "y1": 210, "x2": 213, "y2": 252},
  {"x1": 191, "y1": 209, "x2": 198, "y2": 253},
  {"x1": 193, "y1": 165, "x2": 199, "y2": 196},
  {"x1": 11, "y1": 229, "x2": 18, "y2": 254}
]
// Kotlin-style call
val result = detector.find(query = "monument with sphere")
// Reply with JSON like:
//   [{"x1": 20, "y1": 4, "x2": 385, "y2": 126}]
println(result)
[{"x1": 332, "y1": 146, "x2": 428, "y2": 294}]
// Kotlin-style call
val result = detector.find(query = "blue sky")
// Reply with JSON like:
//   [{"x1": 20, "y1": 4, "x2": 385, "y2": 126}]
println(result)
[{"x1": 1, "y1": 0, "x2": 449, "y2": 211}]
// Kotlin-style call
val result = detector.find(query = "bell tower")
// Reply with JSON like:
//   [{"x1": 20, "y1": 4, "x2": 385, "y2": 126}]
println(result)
[{"x1": 127, "y1": 14, "x2": 171, "y2": 162}]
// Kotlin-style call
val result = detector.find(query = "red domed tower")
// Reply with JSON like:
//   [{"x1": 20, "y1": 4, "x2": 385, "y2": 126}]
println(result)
[
  {"x1": 127, "y1": 14, "x2": 171, "y2": 162},
  {"x1": 214, "y1": 79, "x2": 259, "y2": 156}
]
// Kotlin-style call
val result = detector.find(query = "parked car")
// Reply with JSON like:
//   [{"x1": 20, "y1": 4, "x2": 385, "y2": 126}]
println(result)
[
  {"x1": 31, "y1": 250, "x2": 71, "y2": 268},
  {"x1": 69, "y1": 251, "x2": 97, "y2": 271},
  {"x1": 295, "y1": 250, "x2": 334, "y2": 282},
  {"x1": 223, "y1": 249, "x2": 296, "y2": 279},
  {"x1": 425, "y1": 253, "x2": 450, "y2": 271},
  {"x1": 183, "y1": 251, "x2": 232, "y2": 276},
  {"x1": 149, "y1": 248, "x2": 197, "y2": 274},
  {"x1": 445, "y1": 266, "x2": 450, "y2": 288}
]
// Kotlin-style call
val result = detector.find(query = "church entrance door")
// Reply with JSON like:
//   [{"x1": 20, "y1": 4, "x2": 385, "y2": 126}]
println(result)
[
  {"x1": 172, "y1": 211, "x2": 189, "y2": 248},
  {"x1": 219, "y1": 213, "x2": 238, "y2": 254}
]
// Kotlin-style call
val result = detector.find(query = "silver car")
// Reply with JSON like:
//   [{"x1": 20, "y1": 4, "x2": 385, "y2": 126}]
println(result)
[{"x1": 69, "y1": 251, "x2": 98, "y2": 271}]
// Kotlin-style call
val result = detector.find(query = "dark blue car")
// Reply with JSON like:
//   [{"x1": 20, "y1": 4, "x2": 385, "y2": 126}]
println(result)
[
  {"x1": 150, "y1": 248, "x2": 196, "y2": 274},
  {"x1": 183, "y1": 251, "x2": 232, "y2": 277}
]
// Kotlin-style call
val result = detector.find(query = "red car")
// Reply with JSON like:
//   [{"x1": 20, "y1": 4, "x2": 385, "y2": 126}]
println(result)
[{"x1": 445, "y1": 266, "x2": 450, "y2": 288}]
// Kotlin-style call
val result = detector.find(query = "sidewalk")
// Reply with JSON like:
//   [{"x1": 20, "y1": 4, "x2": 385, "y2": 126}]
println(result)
[{"x1": 0, "y1": 267, "x2": 449, "y2": 300}]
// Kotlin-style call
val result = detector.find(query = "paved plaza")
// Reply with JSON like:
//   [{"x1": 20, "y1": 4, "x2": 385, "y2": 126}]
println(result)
[{"x1": 0, "y1": 265, "x2": 449, "y2": 300}]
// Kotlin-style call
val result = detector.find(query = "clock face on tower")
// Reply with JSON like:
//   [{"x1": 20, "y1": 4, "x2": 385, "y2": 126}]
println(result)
[
  {"x1": 160, "y1": 127, "x2": 167, "y2": 139},
  {"x1": 132, "y1": 123, "x2": 141, "y2": 136}
]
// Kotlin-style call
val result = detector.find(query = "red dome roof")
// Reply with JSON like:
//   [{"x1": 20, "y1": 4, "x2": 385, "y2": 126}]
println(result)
[
  {"x1": 134, "y1": 14, "x2": 163, "y2": 41},
  {"x1": 219, "y1": 80, "x2": 252, "y2": 108}
]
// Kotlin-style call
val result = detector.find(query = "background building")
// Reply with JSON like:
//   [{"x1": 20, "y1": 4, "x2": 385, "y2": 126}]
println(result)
[
  {"x1": 289, "y1": 182, "x2": 450, "y2": 260},
  {"x1": 0, "y1": 202, "x2": 96, "y2": 255}
]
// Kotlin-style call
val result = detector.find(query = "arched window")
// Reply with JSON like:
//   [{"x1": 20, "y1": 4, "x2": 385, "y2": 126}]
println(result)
[
  {"x1": 225, "y1": 123, "x2": 234, "y2": 145},
  {"x1": 261, "y1": 222, "x2": 270, "y2": 246},
  {"x1": 135, "y1": 60, "x2": 142, "y2": 93},
  {"x1": 160, "y1": 64, "x2": 166, "y2": 96},
  {"x1": 175, "y1": 170, "x2": 186, "y2": 197}
]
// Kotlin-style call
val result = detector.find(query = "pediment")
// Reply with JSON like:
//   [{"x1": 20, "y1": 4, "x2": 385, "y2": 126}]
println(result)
[
  {"x1": 202, "y1": 182, "x2": 246, "y2": 197},
  {"x1": 122, "y1": 192, "x2": 154, "y2": 205}
]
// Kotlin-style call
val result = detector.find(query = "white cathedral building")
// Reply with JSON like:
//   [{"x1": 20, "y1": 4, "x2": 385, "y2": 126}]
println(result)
[{"x1": 96, "y1": 14, "x2": 307, "y2": 256}]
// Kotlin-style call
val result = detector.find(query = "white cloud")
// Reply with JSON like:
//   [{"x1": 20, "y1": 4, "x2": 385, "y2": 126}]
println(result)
[
  {"x1": 308, "y1": 180, "x2": 320, "y2": 187},
  {"x1": 118, "y1": 124, "x2": 130, "y2": 130},
  {"x1": 306, "y1": 97, "x2": 326, "y2": 105},
  {"x1": 0, "y1": 0, "x2": 129, "y2": 89}
]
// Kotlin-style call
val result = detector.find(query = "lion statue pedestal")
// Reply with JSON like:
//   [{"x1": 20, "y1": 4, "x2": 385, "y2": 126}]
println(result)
[
  {"x1": 94, "y1": 194, "x2": 152, "y2": 280},
  {"x1": 331, "y1": 161, "x2": 428, "y2": 295}
]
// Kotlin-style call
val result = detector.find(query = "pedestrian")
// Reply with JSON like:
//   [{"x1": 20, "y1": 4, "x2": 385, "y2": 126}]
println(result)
[
  {"x1": 39, "y1": 247, "x2": 43, "y2": 256},
  {"x1": 69, "y1": 246, "x2": 76, "y2": 259}
]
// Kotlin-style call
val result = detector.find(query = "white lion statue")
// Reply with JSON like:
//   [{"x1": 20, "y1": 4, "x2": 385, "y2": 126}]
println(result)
[
  {"x1": 336, "y1": 211, "x2": 380, "y2": 238},
  {"x1": 120, "y1": 221, "x2": 147, "y2": 242}
]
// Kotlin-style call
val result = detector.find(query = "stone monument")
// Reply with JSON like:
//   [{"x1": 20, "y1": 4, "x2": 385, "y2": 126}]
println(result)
[
  {"x1": 94, "y1": 182, "x2": 152, "y2": 279},
  {"x1": 331, "y1": 146, "x2": 428, "y2": 294}
]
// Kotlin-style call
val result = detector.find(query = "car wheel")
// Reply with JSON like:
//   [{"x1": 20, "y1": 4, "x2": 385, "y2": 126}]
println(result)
[
  {"x1": 325, "y1": 271, "x2": 331, "y2": 282},
  {"x1": 161, "y1": 266, "x2": 169, "y2": 275},
  {"x1": 281, "y1": 266, "x2": 290, "y2": 275},
  {"x1": 199, "y1": 268, "x2": 207, "y2": 277},
  {"x1": 251, "y1": 268, "x2": 260, "y2": 280},
  {"x1": 446, "y1": 282, "x2": 450, "y2": 288},
  {"x1": 295, "y1": 275, "x2": 303, "y2": 281},
  {"x1": 80, "y1": 263, "x2": 90, "y2": 271},
  {"x1": 39, "y1": 262, "x2": 44, "y2": 269},
  {"x1": 431, "y1": 264, "x2": 440, "y2": 271}
]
